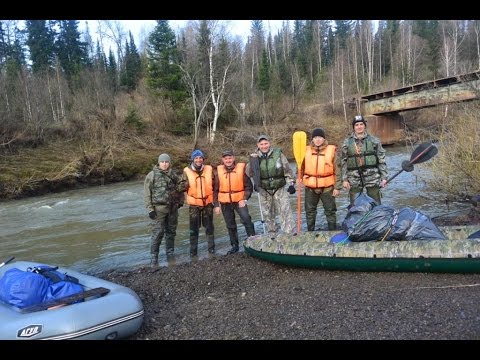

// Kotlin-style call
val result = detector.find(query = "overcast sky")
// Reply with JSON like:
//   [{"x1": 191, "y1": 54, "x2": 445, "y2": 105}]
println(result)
[{"x1": 82, "y1": 20, "x2": 284, "y2": 51}]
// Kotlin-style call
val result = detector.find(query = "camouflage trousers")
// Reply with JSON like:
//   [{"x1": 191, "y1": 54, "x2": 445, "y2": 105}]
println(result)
[
  {"x1": 150, "y1": 205, "x2": 178, "y2": 256},
  {"x1": 259, "y1": 186, "x2": 295, "y2": 234},
  {"x1": 304, "y1": 186, "x2": 337, "y2": 231},
  {"x1": 349, "y1": 186, "x2": 382, "y2": 206},
  {"x1": 345, "y1": 169, "x2": 383, "y2": 205}
]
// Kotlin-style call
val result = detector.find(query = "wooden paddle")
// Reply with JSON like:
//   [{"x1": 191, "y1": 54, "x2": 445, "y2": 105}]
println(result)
[
  {"x1": 293, "y1": 131, "x2": 307, "y2": 233},
  {"x1": 386, "y1": 142, "x2": 438, "y2": 184}
]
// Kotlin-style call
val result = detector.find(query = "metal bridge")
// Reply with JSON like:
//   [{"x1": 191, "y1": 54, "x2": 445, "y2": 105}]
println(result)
[{"x1": 356, "y1": 70, "x2": 480, "y2": 144}]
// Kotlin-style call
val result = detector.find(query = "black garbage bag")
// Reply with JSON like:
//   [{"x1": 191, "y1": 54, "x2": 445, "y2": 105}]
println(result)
[
  {"x1": 341, "y1": 193, "x2": 378, "y2": 233},
  {"x1": 383, "y1": 207, "x2": 416, "y2": 240},
  {"x1": 348, "y1": 205, "x2": 396, "y2": 242},
  {"x1": 403, "y1": 211, "x2": 446, "y2": 240},
  {"x1": 348, "y1": 205, "x2": 446, "y2": 242},
  {"x1": 387, "y1": 207, "x2": 446, "y2": 241}
]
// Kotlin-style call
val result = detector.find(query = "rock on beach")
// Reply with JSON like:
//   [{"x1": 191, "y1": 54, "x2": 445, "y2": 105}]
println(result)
[{"x1": 100, "y1": 252, "x2": 480, "y2": 340}]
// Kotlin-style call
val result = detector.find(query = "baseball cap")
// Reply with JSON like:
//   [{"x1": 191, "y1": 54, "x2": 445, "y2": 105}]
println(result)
[
  {"x1": 257, "y1": 135, "x2": 270, "y2": 142},
  {"x1": 222, "y1": 150, "x2": 234, "y2": 157}
]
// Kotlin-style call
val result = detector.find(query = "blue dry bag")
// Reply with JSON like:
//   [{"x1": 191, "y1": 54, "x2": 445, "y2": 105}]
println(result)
[
  {"x1": 0, "y1": 265, "x2": 83, "y2": 309},
  {"x1": 0, "y1": 268, "x2": 50, "y2": 308}
]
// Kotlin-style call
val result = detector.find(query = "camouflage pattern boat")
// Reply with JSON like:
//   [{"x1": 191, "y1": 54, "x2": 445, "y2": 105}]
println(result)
[{"x1": 244, "y1": 225, "x2": 480, "y2": 273}]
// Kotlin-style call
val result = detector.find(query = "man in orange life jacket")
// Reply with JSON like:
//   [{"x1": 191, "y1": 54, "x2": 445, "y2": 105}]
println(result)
[
  {"x1": 300, "y1": 128, "x2": 342, "y2": 231},
  {"x1": 214, "y1": 150, "x2": 256, "y2": 254},
  {"x1": 182, "y1": 149, "x2": 215, "y2": 257}
]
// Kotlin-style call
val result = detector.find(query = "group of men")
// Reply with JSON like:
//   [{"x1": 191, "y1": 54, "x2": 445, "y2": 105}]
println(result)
[
  {"x1": 144, "y1": 148, "x2": 257, "y2": 267},
  {"x1": 144, "y1": 115, "x2": 388, "y2": 267}
]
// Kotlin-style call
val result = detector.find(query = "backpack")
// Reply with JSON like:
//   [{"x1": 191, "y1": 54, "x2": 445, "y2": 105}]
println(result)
[{"x1": 0, "y1": 265, "x2": 83, "y2": 309}]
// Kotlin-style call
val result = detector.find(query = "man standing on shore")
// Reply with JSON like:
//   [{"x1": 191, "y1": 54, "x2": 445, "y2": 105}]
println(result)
[
  {"x1": 341, "y1": 115, "x2": 388, "y2": 205},
  {"x1": 214, "y1": 150, "x2": 256, "y2": 254},
  {"x1": 182, "y1": 149, "x2": 215, "y2": 257},
  {"x1": 246, "y1": 135, "x2": 296, "y2": 236},
  {"x1": 144, "y1": 153, "x2": 185, "y2": 267},
  {"x1": 300, "y1": 128, "x2": 342, "y2": 231}
]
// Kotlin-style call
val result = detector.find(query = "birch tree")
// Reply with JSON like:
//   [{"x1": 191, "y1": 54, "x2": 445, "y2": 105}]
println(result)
[
  {"x1": 177, "y1": 22, "x2": 210, "y2": 148},
  {"x1": 441, "y1": 20, "x2": 465, "y2": 77},
  {"x1": 473, "y1": 21, "x2": 480, "y2": 69},
  {"x1": 178, "y1": 64, "x2": 210, "y2": 147},
  {"x1": 362, "y1": 20, "x2": 375, "y2": 89},
  {"x1": 197, "y1": 21, "x2": 236, "y2": 144},
  {"x1": 208, "y1": 37, "x2": 234, "y2": 144},
  {"x1": 97, "y1": 21, "x2": 126, "y2": 84}
]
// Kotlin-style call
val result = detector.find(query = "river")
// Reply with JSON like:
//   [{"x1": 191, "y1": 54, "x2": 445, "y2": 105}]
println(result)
[{"x1": 0, "y1": 144, "x2": 471, "y2": 273}]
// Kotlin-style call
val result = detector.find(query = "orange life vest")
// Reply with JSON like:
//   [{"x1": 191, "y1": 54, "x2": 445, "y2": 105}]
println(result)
[
  {"x1": 303, "y1": 145, "x2": 336, "y2": 188},
  {"x1": 217, "y1": 163, "x2": 246, "y2": 203},
  {"x1": 184, "y1": 165, "x2": 214, "y2": 206}
]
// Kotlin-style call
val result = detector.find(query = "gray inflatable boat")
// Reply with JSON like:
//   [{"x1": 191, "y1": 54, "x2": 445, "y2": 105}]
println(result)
[{"x1": 0, "y1": 260, "x2": 144, "y2": 340}]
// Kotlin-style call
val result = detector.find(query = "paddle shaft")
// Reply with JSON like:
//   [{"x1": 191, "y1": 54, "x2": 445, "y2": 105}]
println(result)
[
  {"x1": 257, "y1": 192, "x2": 266, "y2": 234},
  {"x1": 249, "y1": 156, "x2": 266, "y2": 234},
  {"x1": 0, "y1": 256, "x2": 14, "y2": 268},
  {"x1": 296, "y1": 172, "x2": 302, "y2": 233},
  {"x1": 386, "y1": 168, "x2": 405, "y2": 184},
  {"x1": 386, "y1": 143, "x2": 435, "y2": 184}
]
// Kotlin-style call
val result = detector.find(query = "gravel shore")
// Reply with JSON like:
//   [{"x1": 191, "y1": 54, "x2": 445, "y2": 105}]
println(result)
[{"x1": 101, "y1": 250, "x2": 480, "y2": 340}]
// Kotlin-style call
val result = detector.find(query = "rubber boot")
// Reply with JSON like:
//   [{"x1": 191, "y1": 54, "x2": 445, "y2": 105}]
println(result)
[
  {"x1": 227, "y1": 229, "x2": 239, "y2": 254},
  {"x1": 166, "y1": 237, "x2": 174, "y2": 257},
  {"x1": 245, "y1": 223, "x2": 256, "y2": 237},
  {"x1": 227, "y1": 245, "x2": 239, "y2": 254},
  {"x1": 327, "y1": 222, "x2": 337, "y2": 231},
  {"x1": 150, "y1": 253, "x2": 159, "y2": 267},
  {"x1": 190, "y1": 236, "x2": 198, "y2": 257},
  {"x1": 207, "y1": 235, "x2": 215, "y2": 254},
  {"x1": 307, "y1": 218, "x2": 315, "y2": 232}
]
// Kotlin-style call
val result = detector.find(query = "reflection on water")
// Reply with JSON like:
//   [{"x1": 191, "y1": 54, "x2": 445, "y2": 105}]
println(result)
[{"x1": 0, "y1": 144, "x2": 471, "y2": 273}]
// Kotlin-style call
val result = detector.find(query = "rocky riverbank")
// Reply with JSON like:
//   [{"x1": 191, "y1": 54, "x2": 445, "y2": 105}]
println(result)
[{"x1": 100, "y1": 214, "x2": 480, "y2": 340}]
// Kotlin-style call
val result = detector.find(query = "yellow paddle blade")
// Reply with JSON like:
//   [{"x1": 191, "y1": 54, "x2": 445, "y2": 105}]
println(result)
[{"x1": 293, "y1": 131, "x2": 307, "y2": 168}]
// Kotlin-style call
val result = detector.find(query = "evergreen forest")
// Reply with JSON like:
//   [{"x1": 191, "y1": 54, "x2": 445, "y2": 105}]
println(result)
[{"x1": 1, "y1": 20, "x2": 479, "y2": 201}]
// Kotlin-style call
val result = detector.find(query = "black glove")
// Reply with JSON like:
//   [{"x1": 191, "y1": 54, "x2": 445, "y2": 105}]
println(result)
[
  {"x1": 287, "y1": 184, "x2": 296, "y2": 195},
  {"x1": 148, "y1": 211, "x2": 157, "y2": 220}
]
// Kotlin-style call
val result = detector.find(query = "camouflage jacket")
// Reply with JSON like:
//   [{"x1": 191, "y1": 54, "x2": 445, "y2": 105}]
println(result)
[
  {"x1": 340, "y1": 132, "x2": 388, "y2": 188},
  {"x1": 245, "y1": 147, "x2": 295, "y2": 191},
  {"x1": 144, "y1": 165, "x2": 185, "y2": 212}
]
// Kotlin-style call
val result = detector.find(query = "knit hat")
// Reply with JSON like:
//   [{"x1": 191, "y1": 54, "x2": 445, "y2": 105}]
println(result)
[
  {"x1": 158, "y1": 153, "x2": 171, "y2": 163},
  {"x1": 311, "y1": 128, "x2": 326, "y2": 139},
  {"x1": 257, "y1": 134, "x2": 270, "y2": 142},
  {"x1": 222, "y1": 150, "x2": 234, "y2": 157},
  {"x1": 191, "y1": 149, "x2": 205, "y2": 160},
  {"x1": 352, "y1": 115, "x2": 367, "y2": 128}
]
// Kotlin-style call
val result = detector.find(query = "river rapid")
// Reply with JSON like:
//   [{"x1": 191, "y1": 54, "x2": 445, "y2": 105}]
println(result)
[{"x1": 0, "y1": 144, "x2": 471, "y2": 273}]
